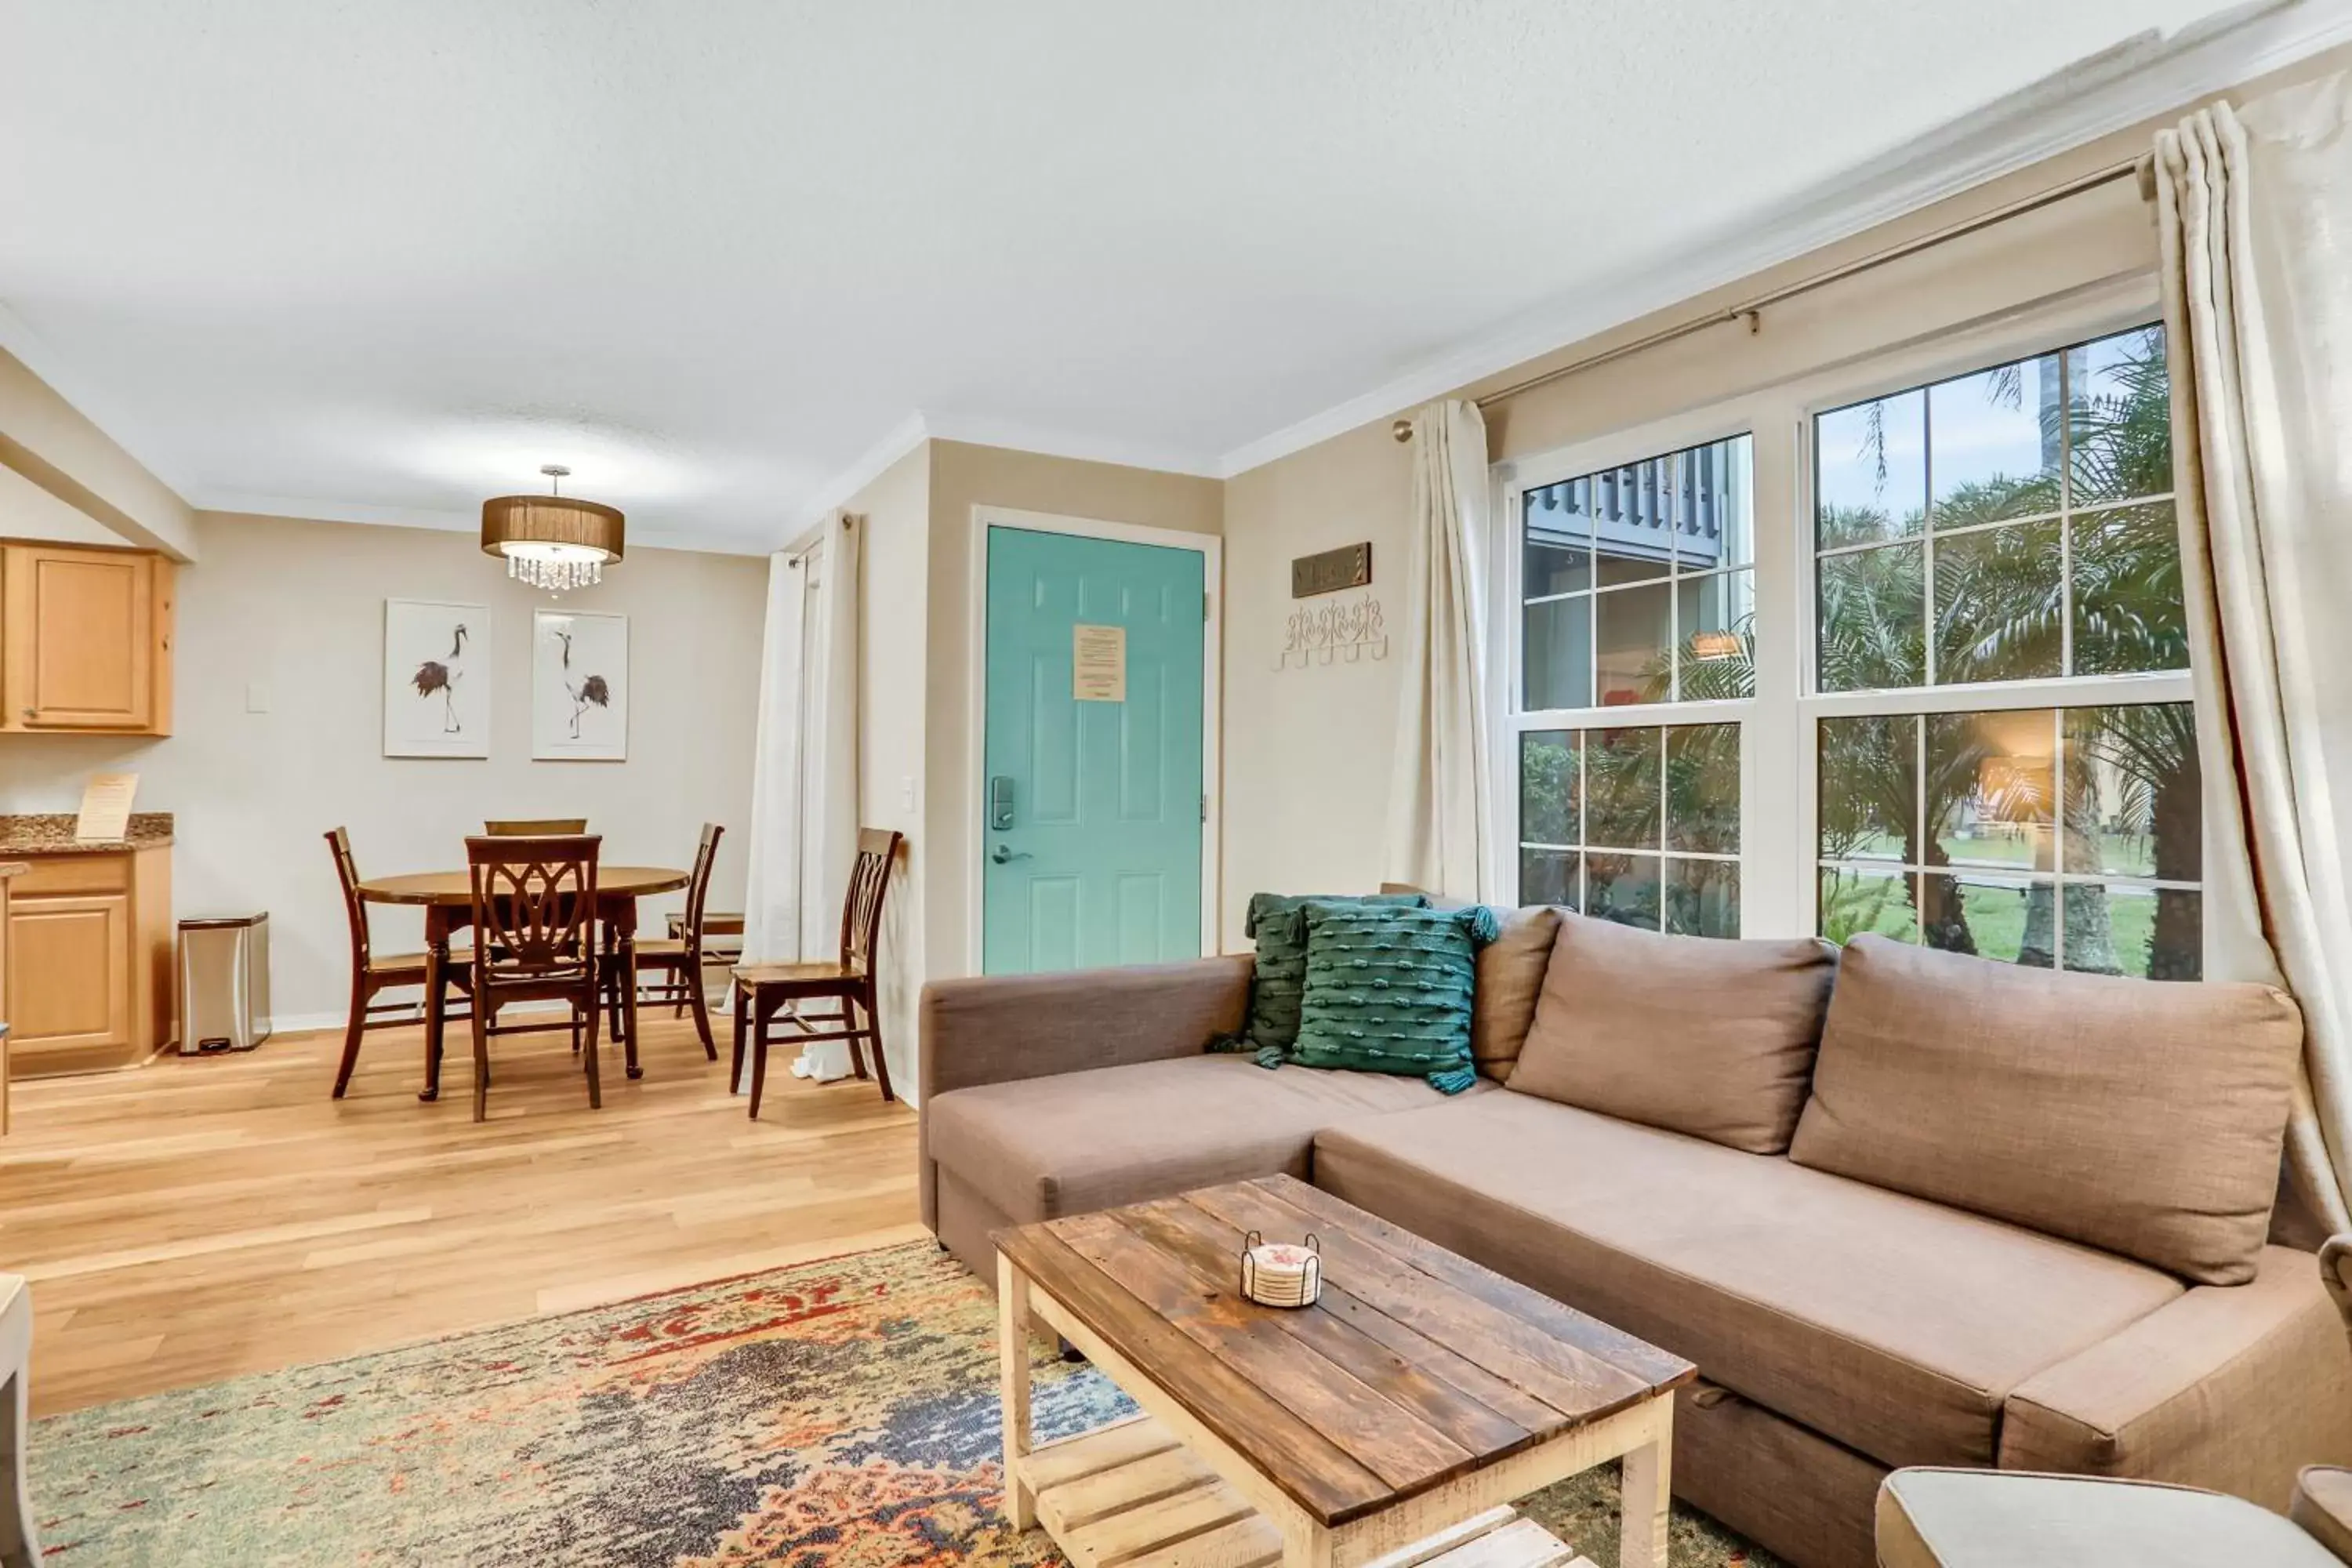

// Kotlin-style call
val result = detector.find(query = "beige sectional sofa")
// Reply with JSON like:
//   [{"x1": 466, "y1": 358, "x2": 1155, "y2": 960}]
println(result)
[{"x1": 917, "y1": 913, "x2": 2352, "y2": 1568}]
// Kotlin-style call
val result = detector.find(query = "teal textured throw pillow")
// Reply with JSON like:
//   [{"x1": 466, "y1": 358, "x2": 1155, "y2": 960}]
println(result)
[
  {"x1": 1279, "y1": 901, "x2": 1497, "y2": 1094},
  {"x1": 1223, "y1": 891, "x2": 1428, "y2": 1053}
]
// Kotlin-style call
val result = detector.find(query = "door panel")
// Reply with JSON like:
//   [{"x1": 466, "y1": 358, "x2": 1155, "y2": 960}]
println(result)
[{"x1": 983, "y1": 526, "x2": 1204, "y2": 975}]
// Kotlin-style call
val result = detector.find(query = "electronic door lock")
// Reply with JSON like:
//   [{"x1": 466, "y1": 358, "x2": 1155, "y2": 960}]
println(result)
[{"x1": 989, "y1": 775, "x2": 1016, "y2": 830}]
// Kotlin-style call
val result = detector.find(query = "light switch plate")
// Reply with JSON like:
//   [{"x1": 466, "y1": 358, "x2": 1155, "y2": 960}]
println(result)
[
  {"x1": 245, "y1": 681, "x2": 272, "y2": 713},
  {"x1": 900, "y1": 775, "x2": 916, "y2": 810}
]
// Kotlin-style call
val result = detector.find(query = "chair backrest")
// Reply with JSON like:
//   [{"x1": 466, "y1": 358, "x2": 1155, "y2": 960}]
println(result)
[
  {"x1": 465, "y1": 833, "x2": 601, "y2": 980},
  {"x1": 485, "y1": 818, "x2": 587, "y2": 836},
  {"x1": 324, "y1": 826, "x2": 373, "y2": 966},
  {"x1": 839, "y1": 828, "x2": 902, "y2": 972},
  {"x1": 680, "y1": 822, "x2": 724, "y2": 946}
]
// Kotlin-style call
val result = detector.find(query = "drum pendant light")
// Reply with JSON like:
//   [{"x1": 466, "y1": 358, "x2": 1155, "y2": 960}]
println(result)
[{"x1": 481, "y1": 464, "x2": 624, "y2": 593}]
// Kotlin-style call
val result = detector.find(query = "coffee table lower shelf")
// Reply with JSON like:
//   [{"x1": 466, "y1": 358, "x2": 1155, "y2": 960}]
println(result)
[{"x1": 1018, "y1": 1414, "x2": 1593, "y2": 1568}]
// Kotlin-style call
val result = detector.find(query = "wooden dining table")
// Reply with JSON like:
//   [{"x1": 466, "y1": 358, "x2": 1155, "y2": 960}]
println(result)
[{"x1": 354, "y1": 865, "x2": 690, "y2": 1102}]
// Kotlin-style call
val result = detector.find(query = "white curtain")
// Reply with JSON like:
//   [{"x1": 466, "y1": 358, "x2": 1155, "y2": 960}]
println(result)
[
  {"x1": 1384, "y1": 398, "x2": 1495, "y2": 902},
  {"x1": 2155, "y1": 72, "x2": 2352, "y2": 1236},
  {"x1": 742, "y1": 514, "x2": 862, "y2": 1080}
]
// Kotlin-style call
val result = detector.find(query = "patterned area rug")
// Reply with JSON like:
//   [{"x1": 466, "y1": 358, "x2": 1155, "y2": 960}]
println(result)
[{"x1": 31, "y1": 1240, "x2": 1777, "y2": 1566}]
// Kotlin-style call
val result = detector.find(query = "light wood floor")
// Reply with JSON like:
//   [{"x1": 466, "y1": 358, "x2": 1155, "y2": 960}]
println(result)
[{"x1": 0, "y1": 1011, "x2": 922, "y2": 1417}]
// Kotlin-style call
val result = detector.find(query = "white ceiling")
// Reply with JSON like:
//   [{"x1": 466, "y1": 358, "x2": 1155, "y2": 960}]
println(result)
[{"x1": 0, "y1": 1, "x2": 2293, "y2": 552}]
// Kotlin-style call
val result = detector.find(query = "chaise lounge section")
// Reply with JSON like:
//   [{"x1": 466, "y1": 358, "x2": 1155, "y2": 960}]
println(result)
[{"x1": 917, "y1": 917, "x2": 2352, "y2": 1568}]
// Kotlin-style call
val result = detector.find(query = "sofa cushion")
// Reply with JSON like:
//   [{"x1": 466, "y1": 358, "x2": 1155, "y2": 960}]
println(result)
[
  {"x1": 1311, "y1": 1091, "x2": 2180, "y2": 1471},
  {"x1": 1508, "y1": 913, "x2": 1837, "y2": 1153},
  {"x1": 1790, "y1": 935, "x2": 2304, "y2": 1286},
  {"x1": 1471, "y1": 905, "x2": 1561, "y2": 1082},
  {"x1": 927, "y1": 1053, "x2": 1490, "y2": 1225},
  {"x1": 1287, "y1": 902, "x2": 1490, "y2": 1092},
  {"x1": 1875, "y1": 1468, "x2": 2341, "y2": 1568}
]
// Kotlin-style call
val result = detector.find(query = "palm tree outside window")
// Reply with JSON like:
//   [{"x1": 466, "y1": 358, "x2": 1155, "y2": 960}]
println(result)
[{"x1": 1812, "y1": 325, "x2": 2201, "y2": 978}]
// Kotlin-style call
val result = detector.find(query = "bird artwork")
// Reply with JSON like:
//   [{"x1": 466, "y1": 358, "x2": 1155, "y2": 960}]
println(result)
[
  {"x1": 411, "y1": 623, "x2": 468, "y2": 733},
  {"x1": 554, "y1": 629, "x2": 611, "y2": 739}
]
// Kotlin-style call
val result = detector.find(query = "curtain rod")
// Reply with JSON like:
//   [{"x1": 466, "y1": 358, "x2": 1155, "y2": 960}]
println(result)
[{"x1": 1392, "y1": 153, "x2": 2153, "y2": 442}]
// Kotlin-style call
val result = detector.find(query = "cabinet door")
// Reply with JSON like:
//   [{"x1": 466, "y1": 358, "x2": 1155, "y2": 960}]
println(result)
[
  {"x1": 2, "y1": 545, "x2": 154, "y2": 729},
  {"x1": 5, "y1": 892, "x2": 133, "y2": 1059}
]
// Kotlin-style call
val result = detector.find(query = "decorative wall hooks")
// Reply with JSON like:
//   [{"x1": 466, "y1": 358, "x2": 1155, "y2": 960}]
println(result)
[{"x1": 1278, "y1": 593, "x2": 1387, "y2": 669}]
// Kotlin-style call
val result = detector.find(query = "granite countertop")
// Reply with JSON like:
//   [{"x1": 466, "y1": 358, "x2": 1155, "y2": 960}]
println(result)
[{"x1": 0, "y1": 812, "x2": 174, "y2": 855}]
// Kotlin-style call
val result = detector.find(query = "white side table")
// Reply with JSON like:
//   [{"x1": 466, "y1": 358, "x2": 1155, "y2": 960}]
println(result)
[{"x1": 0, "y1": 1275, "x2": 35, "y2": 1568}]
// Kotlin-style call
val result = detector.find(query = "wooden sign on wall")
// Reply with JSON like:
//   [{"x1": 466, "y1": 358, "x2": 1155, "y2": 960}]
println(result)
[{"x1": 1291, "y1": 543, "x2": 1372, "y2": 599}]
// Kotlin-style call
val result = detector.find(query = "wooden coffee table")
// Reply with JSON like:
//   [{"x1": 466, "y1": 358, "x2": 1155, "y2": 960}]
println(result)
[{"x1": 994, "y1": 1174, "x2": 1696, "y2": 1568}]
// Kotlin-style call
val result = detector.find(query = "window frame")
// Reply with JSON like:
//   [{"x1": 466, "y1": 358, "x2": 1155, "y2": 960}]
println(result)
[{"x1": 1490, "y1": 271, "x2": 2209, "y2": 971}]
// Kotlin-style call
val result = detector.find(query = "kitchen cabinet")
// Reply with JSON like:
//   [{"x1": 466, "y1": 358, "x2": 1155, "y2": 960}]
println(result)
[
  {"x1": 0, "y1": 539, "x2": 176, "y2": 735},
  {"x1": 0, "y1": 862, "x2": 16, "y2": 1131},
  {"x1": 2, "y1": 847, "x2": 172, "y2": 1077}
]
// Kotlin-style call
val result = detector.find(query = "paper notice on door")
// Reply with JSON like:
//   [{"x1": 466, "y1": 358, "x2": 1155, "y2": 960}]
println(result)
[
  {"x1": 1073, "y1": 623, "x2": 1127, "y2": 702},
  {"x1": 76, "y1": 771, "x2": 139, "y2": 842}
]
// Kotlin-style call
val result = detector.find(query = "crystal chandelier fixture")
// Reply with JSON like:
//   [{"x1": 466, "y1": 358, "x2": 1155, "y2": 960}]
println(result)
[{"x1": 479, "y1": 465, "x2": 625, "y2": 595}]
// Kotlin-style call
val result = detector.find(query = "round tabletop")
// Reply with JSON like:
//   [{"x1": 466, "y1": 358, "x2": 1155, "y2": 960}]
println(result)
[{"x1": 355, "y1": 866, "x2": 690, "y2": 906}]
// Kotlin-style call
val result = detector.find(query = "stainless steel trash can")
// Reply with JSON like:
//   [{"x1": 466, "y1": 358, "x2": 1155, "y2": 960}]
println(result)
[{"x1": 178, "y1": 913, "x2": 271, "y2": 1054}]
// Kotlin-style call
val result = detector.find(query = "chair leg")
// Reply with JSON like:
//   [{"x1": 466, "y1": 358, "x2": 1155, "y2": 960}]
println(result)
[
  {"x1": 331, "y1": 982, "x2": 369, "y2": 1099},
  {"x1": 748, "y1": 1002, "x2": 771, "y2": 1120},
  {"x1": 730, "y1": 985, "x2": 748, "y2": 1094},
  {"x1": 686, "y1": 968, "x2": 717, "y2": 1061},
  {"x1": 583, "y1": 984, "x2": 603, "y2": 1111},
  {"x1": 865, "y1": 983, "x2": 894, "y2": 1102},
  {"x1": 847, "y1": 991, "x2": 872, "y2": 1081},
  {"x1": 470, "y1": 1001, "x2": 492, "y2": 1123}
]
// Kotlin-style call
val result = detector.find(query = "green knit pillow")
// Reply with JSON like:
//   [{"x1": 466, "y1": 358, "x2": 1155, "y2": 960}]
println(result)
[
  {"x1": 1275, "y1": 902, "x2": 1497, "y2": 1094},
  {"x1": 1225, "y1": 891, "x2": 1428, "y2": 1052}
]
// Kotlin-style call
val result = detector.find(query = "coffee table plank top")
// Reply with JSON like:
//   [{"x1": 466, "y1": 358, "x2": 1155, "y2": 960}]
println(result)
[{"x1": 994, "y1": 1174, "x2": 1695, "y2": 1530}]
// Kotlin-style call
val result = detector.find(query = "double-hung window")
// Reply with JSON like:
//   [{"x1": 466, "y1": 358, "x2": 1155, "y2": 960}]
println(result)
[
  {"x1": 1811, "y1": 324, "x2": 2201, "y2": 978},
  {"x1": 1508, "y1": 433, "x2": 1754, "y2": 937},
  {"x1": 1499, "y1": 310, "x2": 2204, "y2": 978}
]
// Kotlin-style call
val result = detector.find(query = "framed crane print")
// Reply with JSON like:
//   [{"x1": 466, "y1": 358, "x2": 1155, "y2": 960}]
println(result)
[
  {"x1": 532, "y1": 609, "x2": 629, "y2": 761},
  {"x1": 383, "y1": 599, "x2": 491, "y2": 758}
]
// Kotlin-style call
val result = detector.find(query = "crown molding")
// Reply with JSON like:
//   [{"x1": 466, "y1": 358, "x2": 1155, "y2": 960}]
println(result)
[
  {"x1": 194, "y1": 489, "x2": 770, "y2": 557},
  {"x1": 780, "y1": 412, "x2": 932, "y2": 541},
  {"x1": 1214, "y1": 0, "x2": 2352, "y2": 478},
  {"x1": 920, "y1": 412, "x2": 1221, "y2": 481},
  {"x1": 777, "y1": 408, "x2": 1221, "y2": 546}
]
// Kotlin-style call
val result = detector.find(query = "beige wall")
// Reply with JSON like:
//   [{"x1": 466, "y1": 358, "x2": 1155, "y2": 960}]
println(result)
[
  {"x1": 0, "y1": 512, "x2": 767, "y2": 1026},
  {"x1": 922, "y1": 440, "x2": 1225, "y2": 982},
  {"x1": 0, "y1": 459, "x2": 125, "y2": 543},
  {"x1": 840, "y1": 444, "x2": 931, "y2": 1085}
]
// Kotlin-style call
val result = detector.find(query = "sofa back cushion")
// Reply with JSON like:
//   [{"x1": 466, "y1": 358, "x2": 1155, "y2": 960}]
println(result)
[
  {"x1": 1789, "y1": 934, "x2": 2304, "y2": 1286},
  {"x1": 1507, "y1": 912, "x2": 1838, "y2": 1154},
  {"x1": 1472, "y1": 905, "x2": 1563, "y2": 1081}
]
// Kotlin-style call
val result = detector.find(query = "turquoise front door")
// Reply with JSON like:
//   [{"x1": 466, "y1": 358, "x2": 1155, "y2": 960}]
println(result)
[{"x1": 982, "y1": 525, "x2": 1205, "y2": 974}]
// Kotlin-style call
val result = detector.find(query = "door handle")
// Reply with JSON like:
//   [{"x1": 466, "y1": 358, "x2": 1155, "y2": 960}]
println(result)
[{"x1": 989, "y1": 843, "x2": 1031, "y2": 865}]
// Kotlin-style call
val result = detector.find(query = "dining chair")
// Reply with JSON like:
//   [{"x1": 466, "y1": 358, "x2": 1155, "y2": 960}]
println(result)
[
  {"x1": 633, "y1": 823, "x2": 724, "y2": 1059},
  {"x1": 325, "y1": 827, "x2": 472, "y2": 1099},
  {"x1": 464, "y1": 833, "x2": 604, "y2": 1122},
  {"x1": 730, "y1": 828, "x2": 902, "y2": 1117},
  {"x1": 485, "y1": 818, "x2": 587, "y2": 836}
]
